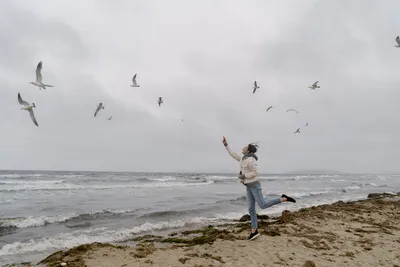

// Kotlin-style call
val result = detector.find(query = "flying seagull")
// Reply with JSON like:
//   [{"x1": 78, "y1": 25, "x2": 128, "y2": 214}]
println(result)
[
  {"x1": 308, "y1": 81, "x2": 320, "y2": 90},
  {"x1": 305, "y1": 122, "x2": 308, "y2": 126},
  {"x1": 287, "y1": 109, "x2": 299, "y2": 114},
  {"x1": 29, "y1": 61, "x2": 54, "y2": 90},
  {"x1": 94, "y1": 102, "x2": 105, "y2": 117},
  {"x1": 294, "y1": 128, "x2": 300, "y2": 134},
  {"x1": 158, "y1": 97, "x2": 163, "y2": 107},
  {"x1": 107, "y1": 116, "x2": 112, "y2": 121},
  {"x1": 253, "y1": 81, "x2": 259, "y2": 94},
  {"x1": 18, "y1": 93, "x2": 38, "y2": 127},
  {"x1": 395, "y1": 36, "x2": 400, "y2": 47},
  {"x1": 266, "y1": 106, "x2": 273, "y2": 112},
  {"x1": 131, "y1": 74, "x2": 140, "y2": 87}
]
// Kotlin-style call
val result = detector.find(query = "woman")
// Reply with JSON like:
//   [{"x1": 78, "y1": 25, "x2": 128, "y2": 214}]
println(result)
[{"x1": 222, "y1": 136, "x2": 296, "y2": 240}]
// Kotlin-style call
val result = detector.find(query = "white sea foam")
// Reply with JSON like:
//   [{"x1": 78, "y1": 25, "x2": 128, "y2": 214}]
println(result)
[{"x1": 0, "y1": 180, "x2": 214, "y2": 192}]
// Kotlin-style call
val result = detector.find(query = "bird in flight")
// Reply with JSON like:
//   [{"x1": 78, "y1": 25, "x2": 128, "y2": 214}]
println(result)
[
  {"x1": 294, "y1": 128, "x2": 300, "y2": 134},
  {"x1": 308, "y1": 81, "x2": 320, "y2": 90},
  {"x1": 131, "y1": 74, "x2": 140, "y2": 87},
  {"x1": 94, "y1": 102, "x2": 105, "y2": 117},
  {"x1": 266, "y1": 106, "x2": 273, "y2": 112},
  {"x1": 395, "y1": 36, "x2": 400, "y2": 47},
  {"x1": 107, "y1": 116, "x2": 112, "y2": 121},
  {"x1": 158, "y1": 97, "x2": 163, "y2": 107},
  {"x1": 29, "y1": 61, "x2": 54, "y2": 90},
  {"x1": 18, "y1": 93, "x2": 38, "y2": 127},
  {"x1": 253, "y1": 81, "x2": 259, "y2": 94},
  {"x1": 287, "y1": 109, "x2": 299, "y2": 114},
  {"x1": 305, "y1": 122, "x2": 308, "y2": 126}
]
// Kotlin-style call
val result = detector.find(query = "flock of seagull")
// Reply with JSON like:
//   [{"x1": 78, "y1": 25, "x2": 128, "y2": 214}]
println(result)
[
  {"x1": 17, "y1": 62, "x2": 165, "y2": 126},
  {"x1": 17, "y1": 35, "x2": 400, "y2": 129},
  {"x1": 254, "y1": 80, "x2": 319, "y2": 134}
]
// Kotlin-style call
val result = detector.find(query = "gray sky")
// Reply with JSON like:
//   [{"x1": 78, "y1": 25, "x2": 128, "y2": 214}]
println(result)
[{"x1": 0, "y1": 0, "x2": 399, "y2": 174}]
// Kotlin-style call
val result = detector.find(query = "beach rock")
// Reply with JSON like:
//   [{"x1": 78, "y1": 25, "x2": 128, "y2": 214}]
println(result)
[
  {"x1": 367, "y1": 192, "x2": 398, "y2": 199},
  {"x1": 302, "y1": 261, "x2": 316, "y2": 267},
  {"x1": 279, "y1": 210, "x2": 294, "y2": 223}
]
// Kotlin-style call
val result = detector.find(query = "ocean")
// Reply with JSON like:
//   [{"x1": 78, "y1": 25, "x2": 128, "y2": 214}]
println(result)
[{"x1": 1, "y1": 170, "x2": 399, "y2": 265}]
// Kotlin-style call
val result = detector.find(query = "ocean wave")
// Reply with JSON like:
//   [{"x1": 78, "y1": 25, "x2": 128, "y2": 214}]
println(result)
[
  {"x1": 0, "y1": 174, "x2": 44, "y2": 178},
  {"x1": 0, "y1": 213, "x2": 240, "y2": 257},
  {"x1": 140, "y1": 176, "x2": 177, "y2": 182},
  {"x1": 0, "y1": 180, "x2": 214, "y2": 192},
  {"x1": 0, "y1": 180, "x2": 65, "y2": 185},
  {"x1": 53, "y1": 174, "x2": 85, "y2": 178},
  {"x1": 0, "y1": 209, "x2": 138, "y2": 229},
  {"x1": 344, "y1": 185, "x2": 361, "y2": 190},
  {"x1": 281, "y1": 190, "x2": 333, "y2": 198}
]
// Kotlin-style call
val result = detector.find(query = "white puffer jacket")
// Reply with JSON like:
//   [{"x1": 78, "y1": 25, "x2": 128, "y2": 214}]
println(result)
[{"x1": 225, "y1": 145, "x2": 259, "y2": 184}]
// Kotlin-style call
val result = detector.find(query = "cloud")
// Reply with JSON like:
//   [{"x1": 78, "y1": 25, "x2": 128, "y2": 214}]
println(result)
[{"x1": 0, "y1": 0, "x2": 399, "y2": 173}]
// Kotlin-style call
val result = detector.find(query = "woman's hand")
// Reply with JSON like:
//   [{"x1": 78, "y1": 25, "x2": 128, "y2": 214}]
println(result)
[{"x1": 222, "y1": 136, "x2": 228, "y2": 146}]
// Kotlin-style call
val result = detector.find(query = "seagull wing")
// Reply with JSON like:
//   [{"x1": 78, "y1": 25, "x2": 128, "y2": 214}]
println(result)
[
  {"x1": 132, "y1": 74, "x2": 137, "y2": 86},
  {"x1": 18, "y1": 93, "x2": 29, "y2": 106},
  {"x1": 254, "y1": 81, "x2": 257, "y2": 87},
  {"x1": 396, "y1": 36, "x2": 400, "y2": 45},
  {"x1": 94, "y1": 106, "x2": 101, "y2": 117},
  {"x1": 312, "y1": 81, "x2": 318, "y2": 86},
  {"x1": 29, "y1": 109, "x2": 39, "y2": 127},
  {"x1": 36, "y1": 61, "x2": 43, "y2": 83}
]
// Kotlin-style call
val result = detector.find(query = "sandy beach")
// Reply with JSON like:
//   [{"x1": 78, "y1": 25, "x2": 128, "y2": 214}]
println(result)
[{"x1": 29, "y1": 193, "x2": 400, "y2": 267}]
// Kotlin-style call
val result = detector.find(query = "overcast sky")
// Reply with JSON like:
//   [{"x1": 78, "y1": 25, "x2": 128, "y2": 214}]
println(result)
[{"x1": 0, "y1": 0, "x2": 399, "y2": 174}]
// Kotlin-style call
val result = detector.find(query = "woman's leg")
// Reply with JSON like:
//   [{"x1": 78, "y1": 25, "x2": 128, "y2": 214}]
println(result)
[
  {"x1": 246, "y1": 185, "x2": 258, "y2": 229},
  {"x1": 250, "y1": 182, "x2": 281, "y2": 209}
]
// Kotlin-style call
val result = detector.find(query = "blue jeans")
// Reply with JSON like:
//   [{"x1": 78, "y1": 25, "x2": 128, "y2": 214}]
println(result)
[{"x1": 246, "y1": 181, "x2": 281, "y2": 229}]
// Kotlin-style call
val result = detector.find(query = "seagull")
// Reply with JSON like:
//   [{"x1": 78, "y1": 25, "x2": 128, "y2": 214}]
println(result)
[
  {"x1": 158, "y1": 97, "x2": 163, "y2": 107},
  {"x1": 131, "y1": 74, "x2": 140, "y2": 87},
  {"x1": 308, "y1": 81, "x2": 320, "y2": 90},
  {"x1": 18, "y1": 93, "x2": 38, "y2": 127},
  {"x1": 287, "y1": 109, "x2": 299, "y2": 114},
  {"x1": 305, "y1": 122, "x2": 308, "y2": 126},
  {"x1": 266, "y1": 106, "x2": 273, "y2": 112},
  {"x1": 395, "y1": 36, "x2": 400, "y2": 47},
  {"x1": 94, "y1": 103, "x2": 105, "y2": 117},
  {"x1": 107, "y1": 116, "x2": 112, "y2": 121},
  {"x1": 181, "y1": 119, "x2": 184, "y2": 122},
  {"x1": 253, "y1": 81, "x2": 259, "y2": 94},
  {"x1": 294, "y1": 128, "x2": 300, "y2": 134},
  {"x1": 29, "y1": 61, "x2": 54, "y2": 90}
]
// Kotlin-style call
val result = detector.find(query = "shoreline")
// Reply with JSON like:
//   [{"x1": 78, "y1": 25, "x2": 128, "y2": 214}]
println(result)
[{"x1": 5, "y1": 192, "x2": 400, "y2": 267}]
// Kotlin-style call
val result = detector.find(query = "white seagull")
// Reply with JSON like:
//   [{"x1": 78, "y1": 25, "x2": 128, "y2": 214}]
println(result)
[
  {"x1": 18, "y1": 93, "x2": 38, "y2": 127},
  {"x1": 266, "y1": 106, "x2": 273, "y2": 112},
  {"x1": 158, "y1": 97, "x2": 163, "y2": 107},
  {"x1": 253, "y1": 81, "x2": 259, "y2": 94},
  {"x1": 395, "y1": 36, "x2": 400, "y2": 47},
  {"x1": 107, "y1": 116, "x2": 112, "y2": 121},
  {"x1": 294, "y1": 128, "x2": 300, "y2": 134},
  {"x1": 94, "y1": 103, "x2": 105, "y2": 117},
  {"x1": 29, "y1": 61, "x2": 54, "y2": 90},
  {"x1": 131, "y1": 74, "x2": 140, "y2": 87},
  {"x1": 287, "y1": 109, "x2": 299, "y2": 114},
  {"x1": 308, "y1": 81, "x2": 320, "y2": 90}
]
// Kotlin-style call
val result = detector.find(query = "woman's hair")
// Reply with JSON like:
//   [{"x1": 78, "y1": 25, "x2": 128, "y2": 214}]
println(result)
[{"x1": 247, "y1": 143, "x2": 258, "y2": 153}]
